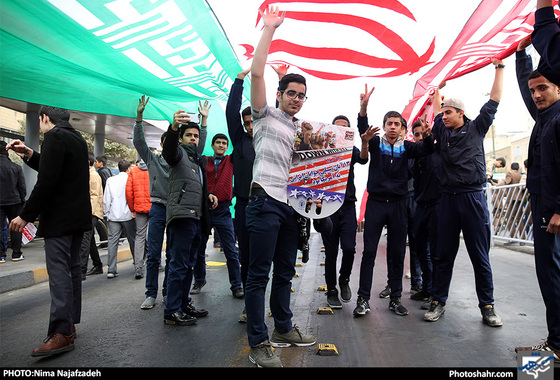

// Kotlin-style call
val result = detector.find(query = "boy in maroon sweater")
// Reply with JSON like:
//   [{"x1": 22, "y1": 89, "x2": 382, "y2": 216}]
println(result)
[{"x1": 192, "y1": 133, "x2": 243, "y2": 299}]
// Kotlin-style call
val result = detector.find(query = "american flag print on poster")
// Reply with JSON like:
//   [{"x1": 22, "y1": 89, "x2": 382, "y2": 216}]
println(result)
[{"x1": 288, "y1": 120, "x2": 356, "y2": 219}]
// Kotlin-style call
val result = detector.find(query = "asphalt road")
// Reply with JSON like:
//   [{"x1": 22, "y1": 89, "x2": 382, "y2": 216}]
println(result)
[{"x1": 0, "y1": 232, "x2": 557, "y2": 375}]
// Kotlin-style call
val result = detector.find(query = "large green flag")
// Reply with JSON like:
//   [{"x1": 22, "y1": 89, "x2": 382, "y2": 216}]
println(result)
[{"x1": 0, "y1": 0, "x2": 249, "y2": 123}]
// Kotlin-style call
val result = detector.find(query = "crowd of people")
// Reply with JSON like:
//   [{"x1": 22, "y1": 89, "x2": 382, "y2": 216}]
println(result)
[{"x1": 0, "y1": 0, "x2": 558, "y2": 368}]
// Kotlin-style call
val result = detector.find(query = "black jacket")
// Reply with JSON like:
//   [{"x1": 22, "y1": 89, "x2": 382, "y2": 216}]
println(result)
[
  {"x1": 19, "y1": 121, "x2": 91, "y2": 238},
  {"x1": 0, "y1": 154, "x2": 26, "y2": 206},
  {"x1": 432, "y1": 100, "x2": 498, "y2": 193}
]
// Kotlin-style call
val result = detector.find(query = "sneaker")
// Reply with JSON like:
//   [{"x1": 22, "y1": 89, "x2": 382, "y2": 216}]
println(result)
[
  {"x1": 339, "y1": 277, "x2": 351, "y2": 302},
  {"x1": 270, "y1": 325, "x2": 316, "y2": 348},
  {"x1": 238, "y1": 307, "x2": 247, "y2": 323},
  {"x1": 411, "y1": 290, "x2": 430, "y2": 301},
  {"x1": 190, "y1": 281, "x2": 206, "y2": 294},
  {"x1": 379, "y1": 285, "x2": 391, "y2": 299},
  {"x1": 107, "y1": 272, "x2": 119, "y2": 278},
  {"x1": 326, "y1": 289, "x2": 342, "y2": 309},
  {"x1": 480, "y1": 305, "x2": 502, "y2": 327},
  {"x1": 389, "y1": 297, "x2": 409, "y2": 316},
  {"x1": 515, "y1": 341, "x2": 560, "y2": 363},
  {"x1": 11, "y1": 254, "x2": 24, "y2": 261},
  {"x1": 249, "y1": 341, "x2": 282, "y2": 368},
  {"x1": 421, "y1": 297, "x2": 432, "y2": 310},
  {"x1": 424, "y1": 300, "x2": 445, "y2": 322},
  {"x1": 0, "y1": 257, "x2": 5, "y2": 263},
  {"x1": 353, "y1": 296, "x2": 370, "y2": 316},
  {"x1": 140, "y1": 297, "x2": 156, "y2": 310},
  {"x1": 410, "y1": 284, "x2": 422, "y2": 294},
  {"x1": 232, "y1": 287, "x2": 244, "y2": 299}
]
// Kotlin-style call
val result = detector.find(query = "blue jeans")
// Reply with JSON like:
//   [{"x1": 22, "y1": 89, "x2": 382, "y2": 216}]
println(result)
[
  {"x1": 145, "y1": 203, "x2": 168, "y2": 299},
  {"x1": 164, "y1": 218, "x2": 201, "y2": 315},
  {"x1": 245, "y1": 194, "x2": 299, "y2": 347},
  {"x1": 531, "y1": 194, "x2": 560, "y2": 349},
  {"x1": 194, "y1": 207, "x2": 242, "y2": 291}
]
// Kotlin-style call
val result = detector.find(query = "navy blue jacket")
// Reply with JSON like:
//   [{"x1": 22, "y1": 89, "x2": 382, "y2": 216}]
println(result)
[
  {"x1": 226, "y1": 78, "x2": 255, "y2": 202},
  {"x1": 533, "y1": 6, "x2": 560, "y2": 86},
  {"x1": 516, "y1": 49, "x2": 560, "y2": 220},
  {"x1": 358, "y1": 114, "x2": 434, "y2": 202},
  {"x1": 413, "y1": 151, "x2": 442, "y2": 206},
  {"x1": 432, "y1": 100, "x2": 498, "y2": 193}
]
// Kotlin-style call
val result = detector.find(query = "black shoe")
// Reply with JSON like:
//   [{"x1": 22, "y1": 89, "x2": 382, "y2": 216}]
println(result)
[
  {"x1": 232, "y1": 287, "x2": 244, "y2": 299},
  {"x1": 339, "y1": 277, "x2": 351, "y2": 302},
  {"x1": 353, "y1": 296, "x2": 370, "y2": 316},
  {"x1": 326, "y1": 289, "x2": 342, "y2": 309},
  {"x1": 410, "y1": 289, "x2": 430, "y2": 301},
  {"x1": 86, "y1": 266, "x2": 103, "y2": 276},
  {"x1": 164, "y1": 311, "x2": 196, "y2": 326},
  {"x1": 389, "y1": 297, "x2": 409, "y2": 316},
  {"x1": 183, "y1": 301, "x2": 208, "y2": 318}
]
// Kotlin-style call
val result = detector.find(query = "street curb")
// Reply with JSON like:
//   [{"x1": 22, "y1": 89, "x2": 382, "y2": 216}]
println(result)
[{"x1": 0, "y1": 248, "x2": 132, "y2": 294}]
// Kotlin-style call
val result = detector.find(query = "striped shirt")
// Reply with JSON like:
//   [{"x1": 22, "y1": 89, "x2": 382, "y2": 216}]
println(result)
[{"x1": 251, "y1": 103, "x2": 298, "y2": 203}]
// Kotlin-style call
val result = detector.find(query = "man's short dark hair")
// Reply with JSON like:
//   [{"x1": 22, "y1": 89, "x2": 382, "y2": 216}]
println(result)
[
  {"x1": 383, "y1": 111, "x2": 405, "y2": 126},
  {"x1": 88, "y1": 152, "x2": 95, "y2": 166},
  {"x1": 117, "y1": 159, "x2": 130, "y2": 172},
  {"x1": 278, "y1": 73, "x2": 306, "y2": 92},
  {"x1": 38, "y1": 106, "x2": 70, "y2": 125},
  {"x1": 332, "y1": 115, "x2": 350, "y2": 127},
  {"x1": 511, "y1": 162, "x2": 519, "y2": 171},
  {"x1": 528, "y1": 70, "x2": 543, "y2": 81},
  {"x1": 95, "y1": 155, "x2": 108, "y2": 167},
  {"x1": 0, "y1": 141, "x2": 8, "y2": 156},
  {"x1": 179, "y1": 122, "x2": 200, "y2": 139},
  {"x1": 212, "y1": 133, "x2": 229, "y2": 145},
  {"x1": 242, "y1": 106, "x2": 251, "y2": 119},
  {"x1": 496, "y1": 157, "x2": 506, "y2": 167}
]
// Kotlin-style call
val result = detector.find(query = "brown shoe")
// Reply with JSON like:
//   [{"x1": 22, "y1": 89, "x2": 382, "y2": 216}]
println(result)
[
  {"x1": 515, "y1": 341, "x2": 560, "y2": 363},
  {"x1": 31, "y1": 333, "x2": 75, "y2": 357}
]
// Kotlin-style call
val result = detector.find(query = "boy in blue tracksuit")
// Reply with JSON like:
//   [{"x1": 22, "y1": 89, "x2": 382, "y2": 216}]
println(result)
[
  {"x1": 514, "y1": 39, "x2": 560, "y2": 361},
  {"x1": 424, "y1": 59, "x2": 504, "y2": 327},
  {"x1": 354, "y1": 108, "x2": 434, "y2": 317}
]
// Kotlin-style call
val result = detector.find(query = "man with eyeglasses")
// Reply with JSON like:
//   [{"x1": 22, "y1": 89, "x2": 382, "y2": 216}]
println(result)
[{"x1": 244, "y1": 6, "x2": 316, "y2": 368}]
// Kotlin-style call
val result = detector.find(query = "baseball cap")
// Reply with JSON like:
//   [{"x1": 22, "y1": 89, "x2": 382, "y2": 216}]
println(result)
[{"x1": 441, "y1": 98, "x2": 465, "y2": 110}]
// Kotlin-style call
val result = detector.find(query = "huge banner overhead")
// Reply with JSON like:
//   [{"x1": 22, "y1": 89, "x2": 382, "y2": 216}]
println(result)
[
  {"x1": 1, "y1": 0, "x2": 558, "y2": 143},
  {"x1": 0, "y1": 0, "x2": 247, "y2": 121}
]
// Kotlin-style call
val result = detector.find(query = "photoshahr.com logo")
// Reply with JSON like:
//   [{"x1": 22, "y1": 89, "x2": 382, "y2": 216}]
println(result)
[
  {"x1": 517, "y1": 351, "x2": 554, "y2": 380},
  {"x1": 241, "y1": 0, "x2": 435, "y2": 80}
]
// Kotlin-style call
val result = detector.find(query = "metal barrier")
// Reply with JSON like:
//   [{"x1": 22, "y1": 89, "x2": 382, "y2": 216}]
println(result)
[{"x1": 487, "y1": 183, "x2": 533, "y2": 245}]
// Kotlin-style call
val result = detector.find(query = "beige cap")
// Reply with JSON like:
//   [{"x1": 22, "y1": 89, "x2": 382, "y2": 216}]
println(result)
[{"x1": 441, "y1": 98, "x2": 465, "y2": 110}]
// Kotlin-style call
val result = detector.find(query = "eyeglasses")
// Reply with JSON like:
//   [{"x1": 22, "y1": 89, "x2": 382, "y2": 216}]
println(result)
[{"x1": 281, "y1": 90, "x2": 307, "y2": 102}]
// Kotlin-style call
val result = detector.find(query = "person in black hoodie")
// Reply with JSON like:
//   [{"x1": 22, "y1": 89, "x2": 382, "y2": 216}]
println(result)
[
  {"x1": 354, "y1": 97, "x2": 434, "y2": 318},
  {"x1": 514, "y1": 36, "x2": 560, "y2": 361},
  {"x1": 8, "y1": 106, "x2": 91, "y2": 357}
]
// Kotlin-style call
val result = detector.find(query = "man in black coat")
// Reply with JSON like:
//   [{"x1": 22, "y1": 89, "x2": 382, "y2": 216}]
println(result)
[
  {"x1": 0, "y1": 141, "x2": 26, "y2": 262},
  {"x1": 8, "y1": 106, "x2": 91, "y2": 357}
]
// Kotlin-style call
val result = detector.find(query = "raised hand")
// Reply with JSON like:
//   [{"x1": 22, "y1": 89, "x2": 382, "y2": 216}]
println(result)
[
  {"x1": 360, "y1": 84, "x2": 375, "y2": 116},
  {"x1": 259, "y1": 5, "x2": 285, "y2": 29},
  {"x1": 136, "y1": 95, "x2": 150, "y2": 121}
]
